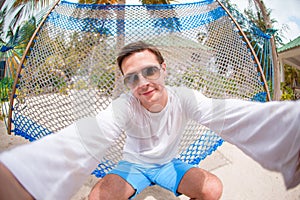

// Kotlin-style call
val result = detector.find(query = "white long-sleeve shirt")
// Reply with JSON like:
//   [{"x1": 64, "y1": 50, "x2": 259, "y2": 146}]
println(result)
[{"x1": 0, "y1": 86, "x2": 299, "y2": 199}]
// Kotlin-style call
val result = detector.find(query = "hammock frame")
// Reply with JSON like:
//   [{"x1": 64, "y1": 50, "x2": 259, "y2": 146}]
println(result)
[
  {"x1": 4, "y1": 0, "x2": 272, "y2": 178},
  {"x1": 6, "y1": 0, "x2": 271, "y2": 134}
]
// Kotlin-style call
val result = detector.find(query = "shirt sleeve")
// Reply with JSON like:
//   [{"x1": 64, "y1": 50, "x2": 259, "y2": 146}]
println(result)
[
  {"x1": 0, "y1": 104, "x2": 123, "y2": 200},
  {"x1": 180, "y1": 87, "x2": 300, "y2": 188}
]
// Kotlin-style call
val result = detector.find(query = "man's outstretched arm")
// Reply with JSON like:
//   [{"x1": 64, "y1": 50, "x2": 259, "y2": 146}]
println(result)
[
  {"x1": 179, "y1": 87, "x2": 300, "y2": 189},
  {"x1": 0, "y1": 113, "x2": 120, "y2": 200}
]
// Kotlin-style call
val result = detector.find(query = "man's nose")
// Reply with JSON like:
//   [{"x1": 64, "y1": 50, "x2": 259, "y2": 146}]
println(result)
[{"x1": 136, "y1": 74, "x2": 149, "y2": 87}]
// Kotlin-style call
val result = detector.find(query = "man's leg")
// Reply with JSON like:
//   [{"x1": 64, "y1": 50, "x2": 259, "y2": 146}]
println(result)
[
  {"x1": 0, "y1": 163, "x2": 34, "y2": 200},
  {"x1": 88, "y1": 174, "x2": 135, "y2": 200},
  {"x1": 177, "y1": 168, "x2": 223, "y2": 200}
]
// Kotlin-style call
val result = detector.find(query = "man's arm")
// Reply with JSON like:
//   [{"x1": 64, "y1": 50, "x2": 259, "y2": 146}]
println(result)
[
  {"x1": 182, "y1": 88, "x2": 300, "y2": 189},
  {"x1": 0, "y1": 113, "x2": 121, "y2": 199}
]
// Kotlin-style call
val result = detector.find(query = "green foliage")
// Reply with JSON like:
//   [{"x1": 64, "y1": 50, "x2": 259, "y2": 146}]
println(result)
[
  {"x1": 0, "y1": 77, "x2": 14, "y2": 120},
  {"x1": 0, "y1": 16, "x2": 37, "y2": 78},
  {"x1": 0, "y1": 77, "x2": 13, "y2": 102},
  {"x1": 267, "y1": 80, "x2": 273, "y2": 99},
  {"x1": 91, "y1": 69, "x2": 115, "y2": 95},
  {"x1": 280, "y1": 82, "x2": 294, "y2": 101},
  {"x1": 180, "y1": 65, "x2": 240, "y2": 98},
  {"x1": 242, "y1": 1, "x2": 284, "y2": 46},
  {"x1": 3, "y1": 0, "x2": 52, "y2": 36},
  {"x1": 283, "y1": 64, "x2": 300, "y2": 86},
  {"x1": 280, "y1": 64, "x2": 300, "y2": 101},
  {"x1": 243, "y1": 6, "x2": 273, "y2": 32},
  {"x1": 0, "y1": 8, "x2": 6, "y2": 38}
]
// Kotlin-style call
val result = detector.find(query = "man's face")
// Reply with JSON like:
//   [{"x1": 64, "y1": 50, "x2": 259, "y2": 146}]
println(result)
[{"x1": 121, "y1": 50, "x2": 168, "y2": 112}]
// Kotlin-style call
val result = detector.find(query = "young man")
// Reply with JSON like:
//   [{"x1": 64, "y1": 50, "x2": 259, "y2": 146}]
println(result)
[
  {"x1": 0, "y1": 41, "x2": 299, "y2": 200},
  {"x1": 88, "y1": 41, "x2": 223, "y2": 200}
]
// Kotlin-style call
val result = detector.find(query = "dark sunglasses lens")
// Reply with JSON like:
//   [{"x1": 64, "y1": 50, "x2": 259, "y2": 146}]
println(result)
[{"x1": 142, "y1": 66, "x2": 160, "y2": 80}]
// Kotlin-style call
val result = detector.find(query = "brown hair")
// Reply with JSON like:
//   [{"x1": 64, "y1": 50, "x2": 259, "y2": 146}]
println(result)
[{"x1": 117, "y1": 41, "x2": 164, "y2": 74}]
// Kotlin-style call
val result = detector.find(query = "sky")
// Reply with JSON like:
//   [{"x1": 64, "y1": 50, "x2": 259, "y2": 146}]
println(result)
[{"x1": 229, "y1": 0, "x2": 300, "y2": 45}]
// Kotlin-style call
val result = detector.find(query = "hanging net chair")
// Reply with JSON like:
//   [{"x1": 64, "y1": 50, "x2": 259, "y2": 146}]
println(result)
[{"x1": 6, "y1": 0, "x2": 270, "y2": 178}]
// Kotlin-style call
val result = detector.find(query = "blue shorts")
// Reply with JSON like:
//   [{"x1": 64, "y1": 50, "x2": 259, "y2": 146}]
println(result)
[{"x1": 108, "y1": 159, "x2": 195, "y2": 198}]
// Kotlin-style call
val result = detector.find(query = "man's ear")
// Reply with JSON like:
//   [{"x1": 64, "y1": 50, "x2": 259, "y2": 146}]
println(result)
[{"x1": 161, "y1": 62, "x2": 167, "y2": 77}]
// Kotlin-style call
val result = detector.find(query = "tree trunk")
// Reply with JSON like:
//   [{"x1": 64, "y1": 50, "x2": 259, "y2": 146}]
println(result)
[
  {"x1": 254, "y1": 0, "x2": 281, "y2": 100},
  {"x1": 270, "y1": 36, "x2": 281, "y2": 100}
]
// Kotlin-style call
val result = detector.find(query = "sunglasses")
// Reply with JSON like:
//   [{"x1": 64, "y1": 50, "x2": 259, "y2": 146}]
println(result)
[{"x1": 123, "y1": 65, "x2": 162, "y2": 89}]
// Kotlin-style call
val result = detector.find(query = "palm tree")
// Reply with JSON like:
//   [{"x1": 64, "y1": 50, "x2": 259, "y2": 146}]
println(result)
[
  {"x1": 243, "y1": 6, "x2": 284, "y2": 46},
  {"x1": 0, "y1": 16, "x2": 37, "y2": 78},
  {"x1": 1, "y1": 0, "x2": 54, "y2": 32}
]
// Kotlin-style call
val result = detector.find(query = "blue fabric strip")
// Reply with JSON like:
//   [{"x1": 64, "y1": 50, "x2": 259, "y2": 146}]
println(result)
[
  {"x1": 61, "y1": 0, "x2": 215, "y2": 8},
  {"x1": 13, "y1": 114, "x2": 53, "y2": 141},
  {"x1": 46, "y1": 3, "x2": 226, "y2": 35}
]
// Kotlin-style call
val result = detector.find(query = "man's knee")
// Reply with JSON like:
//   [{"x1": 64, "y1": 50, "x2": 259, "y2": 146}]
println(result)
[
  {"x1": 201, "y1": 174, "x2": 223, "y2": 200},
  {"x1": 88, "y1": 179, "x2": 110, "y2": 200},
  {"x1": 88, "y1": 174, "x2": 135, "y2": 200},
  {"x1": 178, "y1": 168, "x2": 222, "y2": 200}
]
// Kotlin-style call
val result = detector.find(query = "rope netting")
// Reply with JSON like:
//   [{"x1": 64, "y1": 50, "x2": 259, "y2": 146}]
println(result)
[
  {"x1": 8, "y1": 0, "x2": 269, "y2": 177},
  {"x1": 221, "y1": 1, "x2": 274, "y2": 97}
]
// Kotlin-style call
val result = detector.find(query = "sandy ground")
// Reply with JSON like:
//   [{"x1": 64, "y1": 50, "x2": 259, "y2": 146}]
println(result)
[{"x1": 0, "y1": 121, "x2": 300, "y2": 200}]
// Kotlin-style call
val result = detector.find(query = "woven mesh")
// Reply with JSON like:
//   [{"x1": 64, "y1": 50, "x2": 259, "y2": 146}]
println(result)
[{"x1": 11, "y1": 0, "x2": 267, "y2": 177}]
